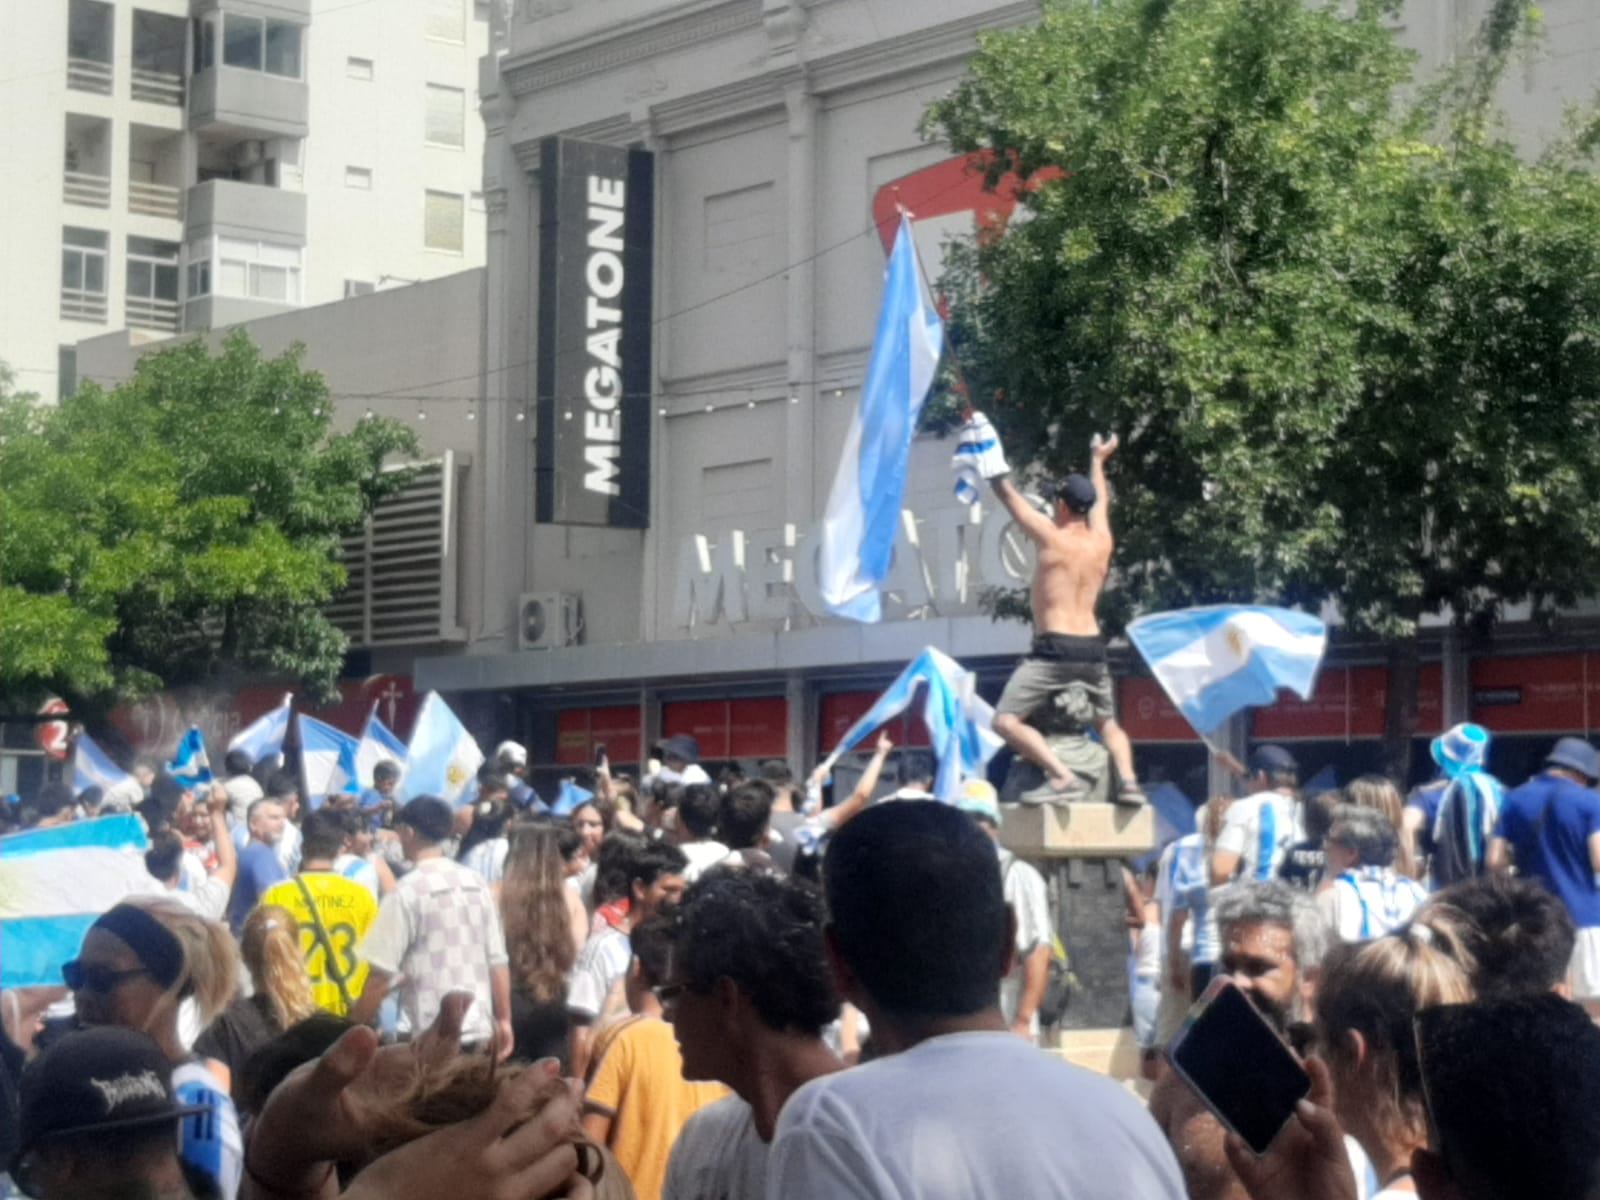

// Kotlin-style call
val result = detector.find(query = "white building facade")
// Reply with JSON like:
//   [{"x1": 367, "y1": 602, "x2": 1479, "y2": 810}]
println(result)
[{"x1": 0, "y1": 0, "x2": 489, "y2": 402}]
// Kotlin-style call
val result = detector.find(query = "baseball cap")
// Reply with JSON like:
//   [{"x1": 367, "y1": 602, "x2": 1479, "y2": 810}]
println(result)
[
  {"x1": 955, "y1": 779, "x2": 1002, "y2": 827},
  {"x1": 396, "y1": 796, "x2": 455, "y2": 842},
  {"x1": 14, "y1": 1027, "x2": 206, "y2": 1171},
  {"x1": 494, "y1": 740, "x2": 528, "y2": 768},
  {"x1": 1248, "y1": 744, "x2": 1297, "y2": 774},
  {"x1": 1054, "y1": 474, "x2": 1097, "y2": 514},
  {"x1": 661, "y1": 734, "x2": 700, "y2": 764}
]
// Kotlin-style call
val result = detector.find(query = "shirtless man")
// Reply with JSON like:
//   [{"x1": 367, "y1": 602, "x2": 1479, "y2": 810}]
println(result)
[{"x1": 978, "y1": 427, "x2": 1142, "y2": 805}]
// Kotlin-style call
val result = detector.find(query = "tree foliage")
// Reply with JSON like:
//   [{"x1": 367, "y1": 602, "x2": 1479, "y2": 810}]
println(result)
[
  {"x1": 926, "y1": 0, "x2": 1600, "y2": 772},
  {"x1": 0, "y1": 334, "x2": 419, "y2": 715}
]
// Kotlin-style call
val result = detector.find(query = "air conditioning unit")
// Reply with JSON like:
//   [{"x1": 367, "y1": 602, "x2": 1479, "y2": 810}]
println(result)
[{"x1": 517, "y1": 591, "x2": 581, "y2": 651}]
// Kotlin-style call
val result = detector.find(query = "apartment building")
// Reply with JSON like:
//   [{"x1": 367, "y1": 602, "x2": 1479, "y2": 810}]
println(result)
[{"x1": 0, "y1": 0, "x2": 489, "y2": 402}]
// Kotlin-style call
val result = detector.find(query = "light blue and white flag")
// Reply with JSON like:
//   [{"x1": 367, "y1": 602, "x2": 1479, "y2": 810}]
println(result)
[
  {"x1": 818, "y1": 646, "x2": 1003, "y2": 803},
  {"x1": 229, "y1": 692, "x2": 292, "y2": 764},
  {"x1": 168, "y1": 726, "x2": 212, "y2": 788},
  {"x1": 401, "y1": 691, "x2": 484, "y2": 806},
  {"x1": 818, "y1": 215, "x2": 945, "y2": 622},
  {"x1": 0, "y1": 814, "x2": 162, "y2": 988},
  {"x1": 73, "y1": 733, "x2": 133, "y2": 795},
  {"x1": 356, "y1": 702, "x2": 408, "y2": 789},
  {"x1": 551, "y1": 779, "x2": 595, "y2": 817},
  {"x1": 298, "y1": 714, "x2": 362, "y2": 809},
  {"x1": 1127, "y1": 605, "x2": 1328, "y2": 738}
]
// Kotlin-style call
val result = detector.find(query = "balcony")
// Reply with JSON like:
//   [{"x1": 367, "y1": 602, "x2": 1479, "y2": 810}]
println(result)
[
  {"x1": 66, "y1": 58, "x2": 113, "y2": 95},
  {"x1": 130, "y1": 180, "x2": 182, "y2": 219},
  {"x1": 63, "y1": 171, "x2": 111, "y2": 208},
  {"x1": 126, "y1": 295, "x2": 180, "y2": 333},
  {"x1": 61, "y1": 287, "x2": 108, "y2": 323},
  {"x1": 131, "y1": 67, "x2": 183, "y2": 106},
  {"x1": 185, "y1": 178, "x2": 306, "y2": 243},
  {"x1": 188, "y1": 67, "x2": 308, "y2": 140}
]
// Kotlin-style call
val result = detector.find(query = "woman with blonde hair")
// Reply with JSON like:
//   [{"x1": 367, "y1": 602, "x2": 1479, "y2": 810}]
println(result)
[
  {"x1": 64, "y1": 894, "x2": 244, "y2": 1198},
  {"x1": 195, "y1": 903, "x2": 317, "y2": 1108},
  {"x1": 1346, "y1": 774, "x2": 1418, "y2": 881},
  {"x1": 1314, "y1": 926, "x2": 1475, "y2": 1197},
  {"x1": 501, "y1": 820, "x2": 589, "y2": 1068}
]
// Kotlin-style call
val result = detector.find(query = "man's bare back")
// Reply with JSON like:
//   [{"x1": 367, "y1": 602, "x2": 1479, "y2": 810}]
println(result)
[{"x1": 1032, "y1": 522, "x2": 1112, "y2": 637}]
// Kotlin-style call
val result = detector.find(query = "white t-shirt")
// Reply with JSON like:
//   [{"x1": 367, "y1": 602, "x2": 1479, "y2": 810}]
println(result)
[
  {"x1": 681, "y1": 839, "x2": 732, "y2": 884},
  {"x1": 1319, "y1": 867, "x2": 1427, "y2": 942},
  {"x1": 767, "y1": 1031, "x2": 1185, "y2": 1200},
  {"x1": 1215, "y1": 791, "x2": 1303, "y2": 881},
  {"x1": 223, "y1": 774, "x2": 264, "y2": 828},
  {"x1": 664, "y1": 1094, "x2": 769, "y2": 1200},
  {"x1": 567, "y1": 925, "x2": 631, "y2": 1021},
  {"x1": 997, "y1": 848, "x2": 1051, "y2": 1034},
  {"x1": 275, "y1": 821, "x2": 303, "y2": 875},
  {"x1": 656, "y1": 763, "x2": 712, "y2": 786}
]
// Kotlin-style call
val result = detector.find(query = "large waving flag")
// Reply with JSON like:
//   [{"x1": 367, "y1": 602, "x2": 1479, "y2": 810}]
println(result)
[
  {"x1": 818, "y1": 215, "x2": 945, "y2": 622},
  {"x1": 356, "y1": 703, "x2": 408, "y2": 789},
  {"x1": 230, "y1": 692, "x2": 292, "y2": 764},
  {"x1": 818, "y1": 647, "x2": 1003, "y2": 802},
  {"x1": 298, "y1": 714, "x2": 362, "y2": 809},
  {"x1": 74, "y1": 733, "x2": 133, "y2": 794},
  {"x1": 401, "y1": 691, "x2": 484, "y2": 806},
  {"x1": 1127, "y1": 605, "x2": 1328, "y2": 738},
  {"x1": 0, "y1": 815, "x2": 162, "y2": 988},
  {"x1": 168, "y1": 726, "x2": 212, "y2": 788}
]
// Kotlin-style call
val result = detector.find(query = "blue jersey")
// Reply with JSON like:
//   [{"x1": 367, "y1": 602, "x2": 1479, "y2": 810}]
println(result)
[{"x1": 1496, "y1": 773, "x2": 1600, "y2": 928}]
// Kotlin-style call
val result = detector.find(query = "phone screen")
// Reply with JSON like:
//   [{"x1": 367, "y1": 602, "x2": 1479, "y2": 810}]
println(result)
[{"x1": 1167, "y1": 979, "x2": 1310, "y2": 1155}]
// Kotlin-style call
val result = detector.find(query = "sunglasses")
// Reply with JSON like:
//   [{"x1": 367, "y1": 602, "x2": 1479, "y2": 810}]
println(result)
[{"x1": 63, "y1": 959, "x2": 149, "y2": 994}]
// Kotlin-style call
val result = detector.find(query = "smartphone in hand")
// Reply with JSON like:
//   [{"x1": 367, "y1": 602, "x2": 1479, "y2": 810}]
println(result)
[
  {"x1": 1166, "y1": 978, "x2": 1311, "y2": 1155},
  {"x1": 594, "y1": 743, "x2": 608, "y2": 767}
]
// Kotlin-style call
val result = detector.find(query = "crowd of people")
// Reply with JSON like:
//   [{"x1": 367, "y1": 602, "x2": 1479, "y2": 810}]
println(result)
[{"x1": 4, "y1": 714, "x2": 1600, "y2": 1200}]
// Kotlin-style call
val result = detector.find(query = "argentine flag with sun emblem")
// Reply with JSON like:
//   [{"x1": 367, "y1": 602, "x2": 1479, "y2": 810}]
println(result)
[
  {"x1": 1127, "y1": 605, "x2": 1327, "y2": 738},
  {"x1": 400, "y1": 691, "x2": 484, "y2": 806}
]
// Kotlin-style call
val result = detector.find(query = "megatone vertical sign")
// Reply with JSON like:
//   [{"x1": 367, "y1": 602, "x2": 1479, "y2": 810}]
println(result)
[{"x1": 536, "y1": 138, "x2": 654, "y2": 528}]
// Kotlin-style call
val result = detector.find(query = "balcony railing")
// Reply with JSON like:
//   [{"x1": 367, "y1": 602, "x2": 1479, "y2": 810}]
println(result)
[
  {"x1": 131, "y1": 67, "x2": 183, "y2": 106},
  {"x1": 129, "y1": 179, "x2": 181, "y2": 220},
  {"x1": 63, "y1": 170, "x2": 111, "y2": 208},
  {"x1": 60, "y1": 287, "x2": 108, "y2": 323},
  {"x1": 67, "y1": 57, "x2": 113, "y2": 95},
  {"x1": 125, "y1": 294, "x2": 180, "y2": 333}
]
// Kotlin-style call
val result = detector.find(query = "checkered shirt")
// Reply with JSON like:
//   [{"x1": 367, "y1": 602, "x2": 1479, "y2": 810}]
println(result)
[{"x1": 358, "y1": 856, "x2": 508, "y2": 1044}]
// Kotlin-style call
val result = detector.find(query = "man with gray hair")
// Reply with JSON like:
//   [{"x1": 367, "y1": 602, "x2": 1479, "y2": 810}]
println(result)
[
  {"x1": 1319, "y1": 804, "x2": 1426, "y2": 942},
  {"x1": 1148, "y1": 880, "x2": 1327, "y2": 1200}
]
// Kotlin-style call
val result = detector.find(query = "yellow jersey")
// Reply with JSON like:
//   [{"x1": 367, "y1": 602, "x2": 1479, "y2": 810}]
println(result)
[{"x1": 260, "y1": 871, "x2": 378, "y2": 1016}]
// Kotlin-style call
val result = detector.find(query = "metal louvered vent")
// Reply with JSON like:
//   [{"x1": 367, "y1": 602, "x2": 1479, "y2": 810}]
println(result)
[{"x1": 327, "y1": 453, "x2": 466, "y2": 647}]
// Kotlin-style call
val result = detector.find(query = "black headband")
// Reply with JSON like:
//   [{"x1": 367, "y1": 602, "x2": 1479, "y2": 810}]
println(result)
[{"x1": 91, "y1": 905, "x2": 184, "y2": 990}]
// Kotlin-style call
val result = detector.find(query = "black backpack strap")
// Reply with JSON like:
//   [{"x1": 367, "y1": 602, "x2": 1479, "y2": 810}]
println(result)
[{"x1": 293, "y1": 876, "x2": 355, "y2": 1013}]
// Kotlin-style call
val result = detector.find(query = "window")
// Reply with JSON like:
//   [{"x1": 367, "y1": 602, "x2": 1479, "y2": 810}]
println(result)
[
  {"x1": 424, "y1": 84, "x2": 465, "y2": 148},
  {"x1": 264, "y1": 21, "x2": 301, "y2": 77},
  {"x1": 126, "y1": 236, "x2": 179, "y2": 301},
  {"x1": 62, "y1": 226, "x2": 108, "y2": 293},
  {"x1": 219, "y1": 14, "x2": 302, "y2": 77},
  {"x1": 344, "y1": 279, "x2": 375, "y2": 298},
  {"x1": 58, "y1": 347, "x2": 78, "y2": 401},
  {"x1": 425, "y1": 0, "x2": 464, "y2": 43},
  {"x1": 424, "y1": 190, "x2": 464, "y2": 253},
  {"x1": 186, "y1": 237, "x2": 212, "y2": 297},
  {"x1": 345, "y1": 166, "x2": 373, "y2": 189},
  {"x1": 194, "y1": 14, "x2": 215, "y2": 69},
  {"x1": 215, "y1": 237, "x2": 302, "y2": 303},
  {"x1": 223, "y1": 13, "x2": 261, "y2": 69},
  {"x1": 347, "y1": 56, "x2": 373, "y2": 80}
]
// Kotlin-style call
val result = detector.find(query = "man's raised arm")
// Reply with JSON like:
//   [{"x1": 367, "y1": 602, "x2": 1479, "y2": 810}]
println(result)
[
  {"x1": 991, "y1": 475, "x2": 1058, "y2": 545},
  {"x1": 1088, "y1": 433, "x2": 1119, "y2": 536}
]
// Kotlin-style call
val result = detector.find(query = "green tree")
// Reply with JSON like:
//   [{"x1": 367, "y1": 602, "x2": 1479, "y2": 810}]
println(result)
[
  {"x1": 0, "y1": 334, "x2": 419, "y2": 722},
  {"x1": 926, "y1": 0, "x2": 1600, "y2": 777}
]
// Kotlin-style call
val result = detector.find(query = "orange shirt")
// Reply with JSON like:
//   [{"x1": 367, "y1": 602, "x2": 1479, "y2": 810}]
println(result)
[{"x1": 586, "y1": 1015, "x2": 728, "y2": 1200}]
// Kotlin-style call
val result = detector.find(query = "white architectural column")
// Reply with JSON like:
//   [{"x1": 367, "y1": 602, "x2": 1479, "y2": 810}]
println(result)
[{"x1": 784, "y1": 82, "x2": 819, "y2": 590}]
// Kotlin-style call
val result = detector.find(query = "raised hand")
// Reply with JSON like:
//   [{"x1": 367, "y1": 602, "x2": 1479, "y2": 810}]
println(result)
[{"x1": 1091, "y1": 432, "x2": 1120, "y2": 461}]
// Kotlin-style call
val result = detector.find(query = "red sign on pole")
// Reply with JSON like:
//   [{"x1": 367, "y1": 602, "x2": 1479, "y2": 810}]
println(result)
[{"x1": 36, "y1": 698, "x2": 70, "y2": 761}]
